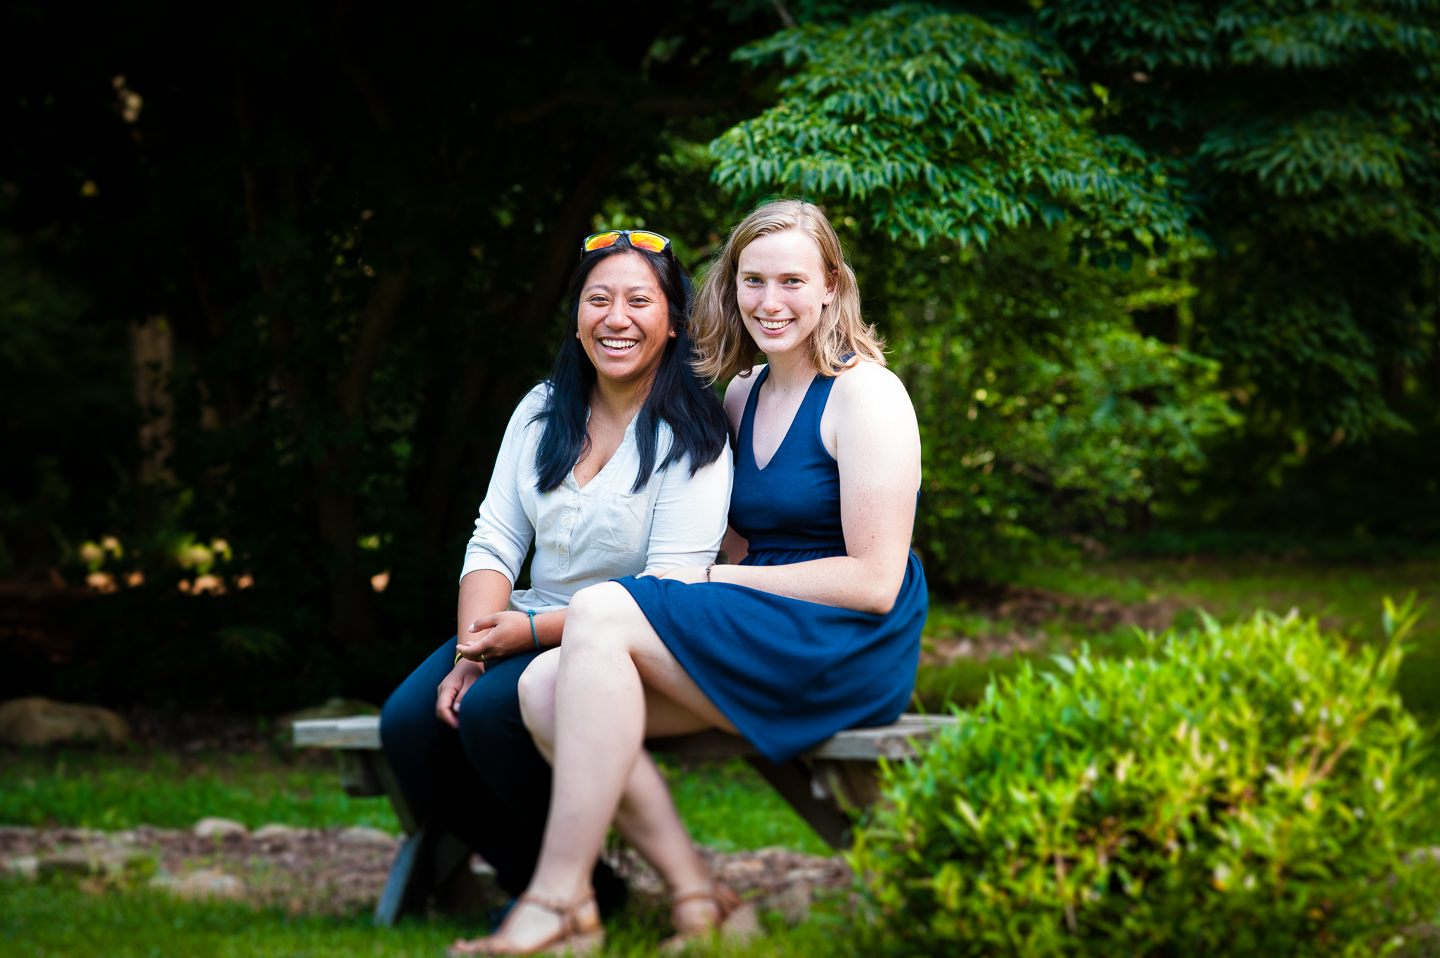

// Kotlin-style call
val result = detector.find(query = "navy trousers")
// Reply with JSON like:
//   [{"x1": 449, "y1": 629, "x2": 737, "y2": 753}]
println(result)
[{"x1": 379, "y1": 637, "x2": 624, "y2": 909}]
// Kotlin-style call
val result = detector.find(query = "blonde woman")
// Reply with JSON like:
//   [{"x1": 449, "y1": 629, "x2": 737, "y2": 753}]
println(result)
[{"x1": 452, "y1": 201, "x2": 926, "y2": 955}]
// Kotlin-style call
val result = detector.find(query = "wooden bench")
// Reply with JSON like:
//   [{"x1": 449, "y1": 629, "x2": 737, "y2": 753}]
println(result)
[{"x1": 294, "y1": 713, "x2": 954, "y2": 925}]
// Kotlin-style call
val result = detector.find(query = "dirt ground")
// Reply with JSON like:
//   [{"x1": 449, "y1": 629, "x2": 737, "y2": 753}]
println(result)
[
  {"x1": 0, "y1": 824, "x2": 851, "y2": 920},
  {"x1": 920, "y1": 582, "x2": 1186, "y2": 666}
]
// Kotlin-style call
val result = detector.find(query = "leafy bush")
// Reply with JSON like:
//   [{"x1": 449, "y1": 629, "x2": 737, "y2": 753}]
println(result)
[
  {"x1": 860, "y1": 226, "x2": 1235, "y2": 585},
  {"x1": 851, "y1": 599, "x2": 1440, "y2": 956}
]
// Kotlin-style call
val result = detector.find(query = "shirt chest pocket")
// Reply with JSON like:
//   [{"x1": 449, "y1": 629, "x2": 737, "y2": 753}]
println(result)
[{"x1": 594, "y1": 490, "x2": 650, "y2": 555}]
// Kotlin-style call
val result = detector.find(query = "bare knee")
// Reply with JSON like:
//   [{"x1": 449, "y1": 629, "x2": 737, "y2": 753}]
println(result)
[{"x1": 564, "y1": 582, "x2": 638, "y2": 654}]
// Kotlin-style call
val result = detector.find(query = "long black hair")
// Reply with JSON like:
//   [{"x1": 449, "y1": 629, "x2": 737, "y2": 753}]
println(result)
[{"x1": 532, "y1": 239, "x2": 729, "y2": 494}]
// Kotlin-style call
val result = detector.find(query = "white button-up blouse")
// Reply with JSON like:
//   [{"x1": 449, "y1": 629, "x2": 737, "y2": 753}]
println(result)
[{"x1": 461, "y1": 384, "x2": 734, "y2": 612}]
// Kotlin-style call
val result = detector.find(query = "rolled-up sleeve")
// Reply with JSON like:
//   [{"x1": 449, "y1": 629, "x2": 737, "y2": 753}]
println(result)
[
  {"x1": 639, "y1": 441, "x2": 734, "y2": 576},
  {"x1": 460, "y1": 391, "x2": 541, "y2": 584}
]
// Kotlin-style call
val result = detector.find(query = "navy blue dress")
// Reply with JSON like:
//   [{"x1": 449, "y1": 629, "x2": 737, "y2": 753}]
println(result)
[{"x1": 617, "y1": 366, "x2": 928, "y2": 763}]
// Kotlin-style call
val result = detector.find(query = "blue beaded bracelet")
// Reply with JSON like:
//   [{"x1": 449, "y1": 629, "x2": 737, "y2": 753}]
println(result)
[{"x1": 527, "y1": 609, "x2": 540, "y2": 650}]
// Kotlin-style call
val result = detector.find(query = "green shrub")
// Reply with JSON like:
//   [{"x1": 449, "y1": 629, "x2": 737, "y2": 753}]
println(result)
[
  {"x1": 862, "y1": 226, "x2": 1236, "y2": 587},
  {"x1": 851, "y1": 599, "x2": 1440, "y2": 956}
]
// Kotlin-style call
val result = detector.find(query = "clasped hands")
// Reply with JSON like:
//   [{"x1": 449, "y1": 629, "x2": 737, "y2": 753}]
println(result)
[
  {"x1": 455, "y1": 611, "x2": 537, "y2": 665},
  {"x1": 455, "y1": 570, "x2": 710, "y2": 667},
  {"x1": 437, "y1": 611, "x2": 534, "y2": 728}
]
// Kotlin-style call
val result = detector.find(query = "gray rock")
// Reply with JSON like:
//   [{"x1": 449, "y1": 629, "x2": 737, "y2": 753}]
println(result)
[
  {"x1": 193, "y1": 817, "x2": 248, "y2": 840},
  {"x1": 251, "y1": 823, "x2": 303, "y2": 841},
  {"x1": 152, "y1": 868, "x2": 245, "y2": 900},
  {"x1": 766, "y1": 882, "x2": 812, "y2": 925},
  {"x1": 336, "y1": 825, "x2": 397, "y2": 845},
  {"x1": 0, "y1": 697, "x2": 131, "y2": 746},
  {"x1": 5, "y1": 855, "x2": 38, "y2": 880},
  {"x1": 37, "y1": 847, "x2": 148, "y2": 878}
]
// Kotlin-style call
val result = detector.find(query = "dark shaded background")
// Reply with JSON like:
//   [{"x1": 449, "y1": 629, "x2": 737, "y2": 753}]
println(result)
[{"x1": 3, "y1": 0, "x2": 1437, "y2": 713}]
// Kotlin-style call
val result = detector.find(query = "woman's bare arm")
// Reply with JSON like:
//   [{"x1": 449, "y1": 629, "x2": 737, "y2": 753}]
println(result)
[
  {"x1": 456, "y1": 570, "x2": 566, "y2": 660},
  {"x1": 457, "y1": 569, "x2": 514, "y2": 638},
  {"x1": 675, "y1": 363, "x2": 920, "y2": 614},
  {"x1": 719, "y1": 526, "x2": 749, "y2": 566}
]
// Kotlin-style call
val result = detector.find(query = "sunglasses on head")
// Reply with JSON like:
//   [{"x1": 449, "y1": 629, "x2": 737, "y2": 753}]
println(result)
[{"x1": 581, "y1": 229, "x2": 673, "y2": 255}]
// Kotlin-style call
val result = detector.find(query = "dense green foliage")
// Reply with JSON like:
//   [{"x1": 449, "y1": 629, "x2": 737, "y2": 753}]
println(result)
[
  {"x1": 855, "y1": 227, "x2": 1233, "y2": 583},
  {"x1": 713, "y1": 4, "x2": 1190, "y2": 247},
  {"x1": 726, "y1": 0, "x2": 1440, "y2": 445},
  {"x1": 852, "y1": 600, "x2": 1440, "y2": 955},
  {"x1": 1045, "y1": 0, "x2": 1440, "y2": 440},
  {"x1": 717, "y1": 0, "x2": 1440, "y2": 560}
]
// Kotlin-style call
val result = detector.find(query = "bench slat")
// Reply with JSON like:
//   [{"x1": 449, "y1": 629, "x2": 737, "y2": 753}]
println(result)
[
  {"x1": 293, "y1": 713, "x2": 956, "y2": 759},
  {"x1": 294, "y1": 715, "x2": 383, "y2": 749}
]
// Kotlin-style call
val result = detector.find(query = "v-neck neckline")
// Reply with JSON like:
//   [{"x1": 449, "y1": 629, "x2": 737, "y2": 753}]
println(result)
[
  {"x1": 570, "y1": 408, "x2": 637, "y2": 491},
  {"x1": 749, "y1": 367, "x2": 819, "y2": 473}
]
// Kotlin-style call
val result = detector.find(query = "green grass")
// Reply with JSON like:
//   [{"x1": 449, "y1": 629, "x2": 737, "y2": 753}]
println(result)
[
  {"x1": 1019, "y1": 558, "x2": 1440, "y2": 716},
  {"x1": 1015, "y1": 557, "x2": 1440, "y2": 645},
  {"x1": 0, "y1": 748, "x2": 402, "y2": 832},
  {"x1": 918, "y1": 558, "x2": 1440, "y2": 714},
  {"x1": 0, "y1": 880, "x2": 474, "y2": 958},
  {"x1": 0, "y1": 880, "x2": 848, "y2": 958},
  {"x1": 660, "y1": 758, "x2": 831, "y2": 856},
  {"x1": 0, "y1": 748, "x2": 828, "y2": 855}
]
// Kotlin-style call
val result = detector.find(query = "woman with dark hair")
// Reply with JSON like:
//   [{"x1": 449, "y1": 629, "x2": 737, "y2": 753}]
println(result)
[{"x1": 379, "y1": 229, "x2": 731, "y2": 929}]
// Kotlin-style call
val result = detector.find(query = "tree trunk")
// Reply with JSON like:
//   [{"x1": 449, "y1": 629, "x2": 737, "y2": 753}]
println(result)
[{"x1": 129, "y1": 316, "x2": 175, "y2": 484}]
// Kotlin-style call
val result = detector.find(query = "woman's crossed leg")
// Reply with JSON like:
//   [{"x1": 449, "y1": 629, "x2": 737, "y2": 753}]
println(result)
[{"x1": 492, "y1": 581, "x2": 736, "y2": 950}]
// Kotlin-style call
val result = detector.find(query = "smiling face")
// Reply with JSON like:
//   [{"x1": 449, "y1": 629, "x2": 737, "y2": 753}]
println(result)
[
  {"x1": 735, "y1": 228, "x2": 837, "y2": 360},
  {"x1": 576, "y1": 251, "x2": 676, "y2": 388}
]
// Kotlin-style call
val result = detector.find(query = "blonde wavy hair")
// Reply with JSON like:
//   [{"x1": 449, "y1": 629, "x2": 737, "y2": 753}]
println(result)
[{"x1": 690, "y1": 200, "x2": 885, "y2": 384}]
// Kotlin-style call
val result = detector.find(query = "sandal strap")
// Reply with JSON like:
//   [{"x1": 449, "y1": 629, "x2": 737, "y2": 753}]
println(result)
[
  {"x1": 671, "y1": 884, "x2": 738, "y2": 922},
  {"x1": 515, "y1": 892, "x2": 598, "y2": 937}
]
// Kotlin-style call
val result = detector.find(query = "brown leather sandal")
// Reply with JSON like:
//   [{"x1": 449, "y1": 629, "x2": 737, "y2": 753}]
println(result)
[
  {"x1": 659, "y1": 882, "x2": 759, "y2": 952},
  {"x1": 446, "y1": 892, "x2": 604, "y2": 957}
]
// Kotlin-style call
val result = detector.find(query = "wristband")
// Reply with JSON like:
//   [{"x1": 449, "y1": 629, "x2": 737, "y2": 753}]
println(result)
[{"x1": 527, "y1": 609, "x2": 540, "y2": 650}]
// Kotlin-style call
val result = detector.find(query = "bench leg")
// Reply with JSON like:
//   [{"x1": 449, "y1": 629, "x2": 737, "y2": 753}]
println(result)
[
  {"x1": 342, "y1": 747, "x2": 462, "y2": 926},
  {"x1": 375, "y1": 826, "x2": 474, "y2": 926},
  {"x1": 744, "y1": 755, "x2": 856, "y2": 850},
  {"x1": 812, "y1": 759, "x2": 882, "y2": 808}
]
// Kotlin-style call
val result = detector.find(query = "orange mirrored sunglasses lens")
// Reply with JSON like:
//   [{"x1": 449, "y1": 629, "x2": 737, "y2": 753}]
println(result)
[
  {"x1": 583, "y1": 231, "x2": 621, "y2": 252},
  {"x1": 627, "y1": 231, "x2": 668, "y2": 252}
]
